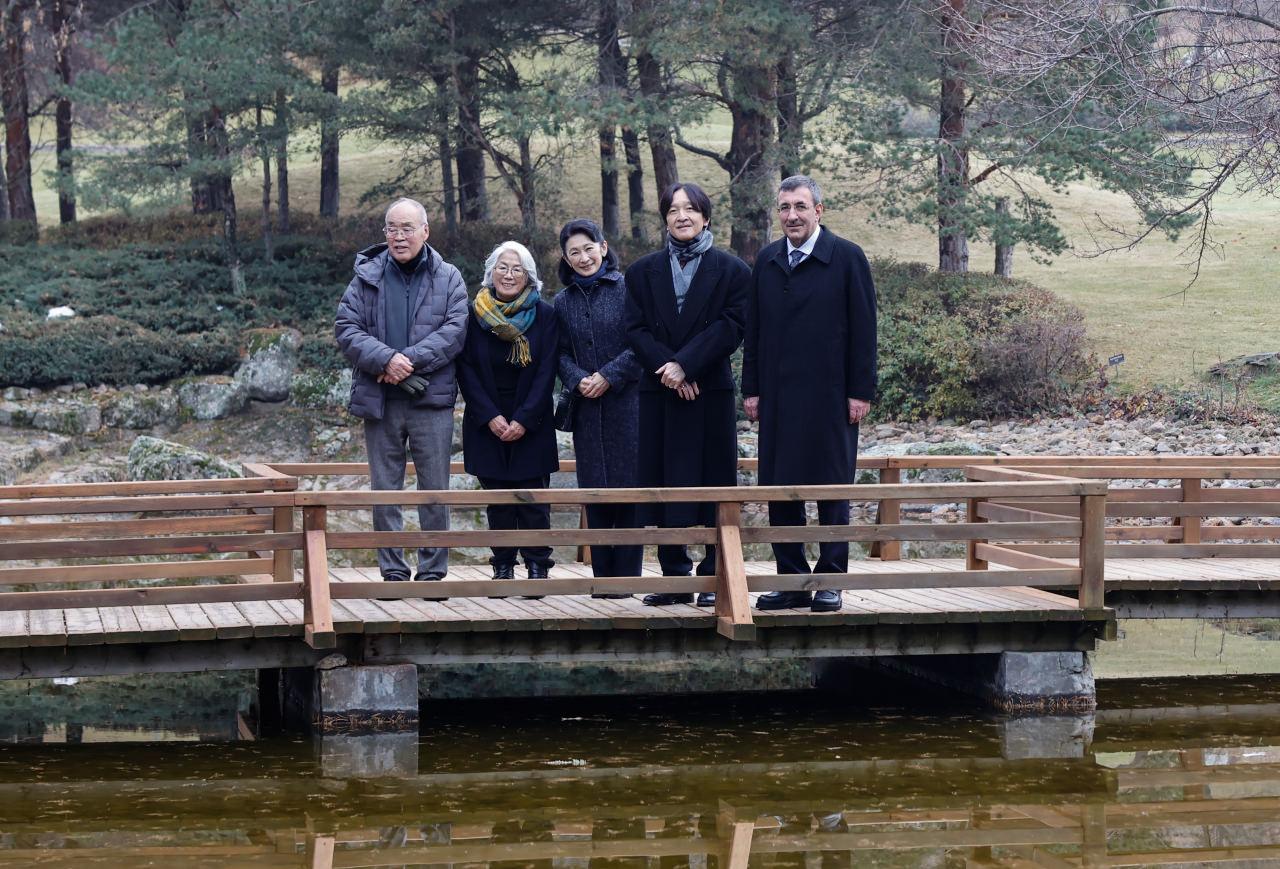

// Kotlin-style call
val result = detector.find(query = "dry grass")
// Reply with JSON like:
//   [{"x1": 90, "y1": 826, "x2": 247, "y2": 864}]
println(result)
[{"x1": 22, "y1": 116, "x2": 1280, "y2": 388}]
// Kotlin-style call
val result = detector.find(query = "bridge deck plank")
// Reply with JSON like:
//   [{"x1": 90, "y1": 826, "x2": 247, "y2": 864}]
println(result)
[{"x1": 0, "y1": 559, "x2": 1128, "y2": 650}]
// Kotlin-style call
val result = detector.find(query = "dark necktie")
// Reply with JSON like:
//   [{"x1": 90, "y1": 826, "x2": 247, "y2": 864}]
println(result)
[{"x1": 789, "y1": 248, "x2": 805, "y2": 270}]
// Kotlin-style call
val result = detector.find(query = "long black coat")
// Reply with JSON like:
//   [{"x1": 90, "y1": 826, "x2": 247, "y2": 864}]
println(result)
[
  {"x1": 456, "y1": 300, "x2": 560, "y2": 481},
  {"x1": 742, "y1": 228, "x2": 877, "y2": 485},
  {"x1": 625, "y1": 246, "x2": 748, "y2": 524},
  {"x1": 553, "y1": 269, "x2": 641, "y2": 488}
]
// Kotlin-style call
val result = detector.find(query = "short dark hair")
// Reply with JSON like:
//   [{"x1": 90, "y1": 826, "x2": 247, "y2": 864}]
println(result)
[
  {"x1": 659, "y1": 182, "x2": 712, "y2": 223},
  {"x1": 557, "y1": 217, "x2": 619, "y2": 285},
  {"x1": 779, "y1": 174, "x2": 823, "y2": 205}
]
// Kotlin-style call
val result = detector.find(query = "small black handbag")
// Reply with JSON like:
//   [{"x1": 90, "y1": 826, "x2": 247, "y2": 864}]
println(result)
[{"x1": 553, "y1": 387, "x2": 579, "y2": 432}]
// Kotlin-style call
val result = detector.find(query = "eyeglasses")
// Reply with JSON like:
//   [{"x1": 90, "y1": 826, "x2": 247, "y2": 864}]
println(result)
[
  {"x1": 383, "y1": 225, "x2": 421, "y2": 239},
  {"x1": 493, "y1": 265, "x2": 526, "y2": 276}
]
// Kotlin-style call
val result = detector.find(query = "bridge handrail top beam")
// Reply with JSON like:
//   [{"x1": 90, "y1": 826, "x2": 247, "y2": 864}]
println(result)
[{"x1": 294, "y1": 480, "x2": 1106, "y2": 508}]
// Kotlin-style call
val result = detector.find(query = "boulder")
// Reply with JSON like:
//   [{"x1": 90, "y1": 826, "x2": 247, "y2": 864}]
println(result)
[
  {"x1": 46, "y1": 305, "x2": 76, "y2": 320},
  {"x1": 103, "y1": 390, "x2": 180, "y2": 429},
  {"x1": 0, "y1": 400, "x2": 101, "y2": 435},
  {"x1": 177, "y1": 376, "x2": 249, "y2": 420},
  {"x1": 1208, "y1": 351, "x2": 1280, "y2": 381},
  {"x1": 290, "y1": 369, "x2": 352, "y2": 410},
  {"x1": 127, "y1": 435, "x2": 244, "y2": 481},
  {"x1": 863, "y1": 440, "x2": 996, "y2": 483},
  {"x1": 235, "y1": 328, "x2": 303, "y2": 402}
]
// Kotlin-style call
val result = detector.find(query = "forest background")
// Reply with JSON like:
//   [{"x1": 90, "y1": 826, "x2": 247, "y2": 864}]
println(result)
[{"x1": 1, "y1": 0, "x2": 1278, "y2": 422}]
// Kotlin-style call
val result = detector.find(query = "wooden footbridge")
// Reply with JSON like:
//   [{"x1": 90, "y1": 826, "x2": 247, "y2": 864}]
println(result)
[{"x1": 0, "y1": 455, "x2": 1276, "y2": 683}]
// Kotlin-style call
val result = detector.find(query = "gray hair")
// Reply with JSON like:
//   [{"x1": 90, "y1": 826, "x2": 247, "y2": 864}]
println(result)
[
  {"x1": 482, "y1": 240, "x2": 542, "y2": 292},
  {"x1": 779, "y1": 174, "x2": 823, "y2": 205},
  {"x1": 384, "y1": 197, "x2": 429, "y2": 227}
]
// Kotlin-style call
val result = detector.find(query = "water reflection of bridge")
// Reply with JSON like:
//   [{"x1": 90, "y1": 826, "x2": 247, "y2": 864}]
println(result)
[{"x1": 3, "y1": 695, "x2": 1280, "y2": 867}]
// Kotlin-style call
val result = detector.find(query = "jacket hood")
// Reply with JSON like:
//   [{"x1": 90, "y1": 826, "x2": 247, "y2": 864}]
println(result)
[{"x1": 353, "y1": 242, "x2": 442, "y2": 286}]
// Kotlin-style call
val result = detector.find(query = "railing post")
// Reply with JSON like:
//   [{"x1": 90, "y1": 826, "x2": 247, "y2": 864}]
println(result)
[
  {"x1": 966, "y1": 497, "x2": 988, "y2": 570},
  {"x1": 877, "y1": 466, "x2": 902, "y2": 561},
  {"x1": 302, "y1": 505, "x2": 336, "y2": 649},
  {"x1": 1079, "y1": 492, "x2": 1106, "y2": 610},
  {"x1": 576, "y1": 506, "x2": 592, "y2": 565},
  {"x1": 273, "y1": 505, "x2": 294, "y2": 582},
  {"x1": 714, "y1": 501, "x2": 756, "y2": 642},
  {"x1": 1179, "y1": 476, "x2": 1202, "y2": 545}
]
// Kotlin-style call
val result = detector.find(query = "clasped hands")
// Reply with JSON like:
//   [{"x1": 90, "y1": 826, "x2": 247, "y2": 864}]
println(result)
[
  {"x1": 377, "y1": 352, "x2": 414, "y2": 384},
  {"x1": 488, "y1": 415, "x2": 527, "y2": 443},
  {"x1": 577, "y1": 372, "x2": 610, "y2": 399},
  {"x1": 655, "y1": 361, "x2": 699, "y2": 401}
]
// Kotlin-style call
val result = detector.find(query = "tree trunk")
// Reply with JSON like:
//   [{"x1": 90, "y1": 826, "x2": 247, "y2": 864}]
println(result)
[
  {"x1": 1, "y1": 0, "x2": 36, "y2": 223},
  {"x1": 726, "y1": 64, "x2": 776, "y2": 261},
  {"x1": 455, "y1": 51, "x2": 488, "y2": 222},
  {"x1": 187, "y1": 111, "x2": 224, "y2": 215},
  {"x1": 275, "y1": 87, "x2": 290, "y2": 233},
  {"x1": 319, "y1": 62, "x2": 340, "y2": 218},
  {"x1": 994, "y1": 197, "x2": 1013, "y2": 277},
  {"x1": 636, "y1": 50, "x2": 678, "y2": 200},
  {"x1": 50, "y1": 0, "x2": 78, "y2": 224},
  {"x1": 258, "y1": 104, "x2": 273, "y2": 262},
  {"x1": 622, "y1": 125, "x2": 646, "y2": 240},
  {"x1": 431, "y1": 72, "x2": 457, "y2": 232},
  {"x1": 518, "y1": 136, "x2": 537, "y2": 235},
  {"x1": 776, "y1": 51, "x2": 800, "y2": 180},
  {"x1": 937, "y1": 0, "x2": 969, "y2": 273},
  {"x1": 209, "y1": 107, "x2": 244, "y2": 294},
  {"x1": 0, "y1": 143, "x2": 8, "y2": 221},
  {"x1": 597, "y1": 0, "x2": 624, "y2": 238}
]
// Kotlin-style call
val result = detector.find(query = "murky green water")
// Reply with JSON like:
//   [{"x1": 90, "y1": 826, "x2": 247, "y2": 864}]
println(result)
[{"x1": 2, "y1": 671, "x2": 1280, "y2": 866}]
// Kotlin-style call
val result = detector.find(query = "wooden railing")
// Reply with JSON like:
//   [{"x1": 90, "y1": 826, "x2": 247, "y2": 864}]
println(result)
[
  {"x1": 0, "y1": 470, "x2": 303, "y2": 638},
  {"x1": 290, "y1": 471, "x2": 1107, "y2": 647},
  {"x1": 30, "y1": 455, "x2": 1280, "y2": 651}
]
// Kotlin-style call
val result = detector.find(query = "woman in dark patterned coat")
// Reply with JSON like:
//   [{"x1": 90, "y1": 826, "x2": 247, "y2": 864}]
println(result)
[{"x1": 553, "y1": 219, "x2": 642, "y2": 594}]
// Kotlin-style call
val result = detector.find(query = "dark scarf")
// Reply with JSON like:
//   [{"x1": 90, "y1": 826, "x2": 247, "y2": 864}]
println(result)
[
  {"x1": 667, "y1": 228, "x2": 714, "y2": 266},
  {"x1": 570, "y1": 263, "x2": 608, "y2": 292}
]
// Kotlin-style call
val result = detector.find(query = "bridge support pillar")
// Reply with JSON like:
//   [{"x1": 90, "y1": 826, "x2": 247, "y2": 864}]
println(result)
[
  {"x1": 280, "y1": 656, "x2": 420, "y2": 735},
  {"x1": 820, "y1": 651, "x2": 1096, "y2": 715}
]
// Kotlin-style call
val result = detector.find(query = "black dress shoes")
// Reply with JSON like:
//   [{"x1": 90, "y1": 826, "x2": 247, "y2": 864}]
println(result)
[
  {"x1": 490, "y1": 563, "x2": 514, "y2": 598},
  {"x1": 696, "y1": 592, "x2": 716, "y2": 607},
  {"x1": 378, "y1": 574, "x2": 408, "y2": 602},
  {"x1": 642, "y1": 593, "x2": 694, "y2": 606},
  {"x1": 755, "y1": 590, "x2": 813, "y2": 611},
  {"x1": 811, "y1": 589, "x2": 842, "y2": 612},
  {"x1": 414, "y1": 571, "x2": 448, "y2": 602},
  {"x1": 522, "y1": 562, "x2": 549, "y2": 599}
]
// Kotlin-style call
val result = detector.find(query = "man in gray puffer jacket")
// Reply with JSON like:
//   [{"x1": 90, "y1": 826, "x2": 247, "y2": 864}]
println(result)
[{"x1": 335, "y1": 198, "x2": 469, "y2": 586}]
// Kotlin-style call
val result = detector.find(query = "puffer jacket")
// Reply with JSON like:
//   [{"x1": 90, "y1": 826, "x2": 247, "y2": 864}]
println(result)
[{"x1": 334, "y1": 242, "x2": 469, "y2": 419}]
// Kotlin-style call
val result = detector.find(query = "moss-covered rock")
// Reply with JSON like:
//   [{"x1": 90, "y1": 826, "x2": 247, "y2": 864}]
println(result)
[
  {"x1": 0, "y1": 399, "x2": 101, "y2": 435},
  {"x1": 290, "y1": 368, "x2": 351, "y2": 409},
  {"x1": 126, "y1": 435, "x2": 244, "y2": 481},
  {"x1": 177, "y1": 375, "x2": 249, "y2": 420},
  {"x1": 102, "y1": 390, "x2": 179, "y2": 429},
  {"x1": 235, "y1": 327, "x2": 302, "y2": 402}
]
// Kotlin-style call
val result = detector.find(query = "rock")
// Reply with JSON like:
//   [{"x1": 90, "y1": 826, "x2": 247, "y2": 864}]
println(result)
[
  {"x1": 102, "y1": 391, "x2": 180, "y2": 429},
  {"x1": 46, "y1": 305, "x2": 76, "y2": 320},
  {"x1": 234, "y1": 328, "x2": 303, "y2": 402},
  {"x1": 290, "y1": 368, "x2": 352, "y2": 410},
  {"x1": 32, "y1": 401, "x2": 102, "y2": 435},
  {"x1": 0, "y1": 431, "x2": 74, "y2": 484},
  {"x1": 0, "y1": 400, "x2": 101, "y2": 435},
  {"x1": 1208, "y1": 351, "x2": 1280, "y2": 381},
  {"x1": 126, "y1": 435, "x2": 244, "y2": 481},
  {"x1": 177, "y1": 376, "x2": 249, "y2": 420}
]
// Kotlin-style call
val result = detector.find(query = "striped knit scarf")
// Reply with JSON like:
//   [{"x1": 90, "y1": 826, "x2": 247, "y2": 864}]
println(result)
[{"x1": 473, "y1": 285, "x2": 539, "y2": 367}]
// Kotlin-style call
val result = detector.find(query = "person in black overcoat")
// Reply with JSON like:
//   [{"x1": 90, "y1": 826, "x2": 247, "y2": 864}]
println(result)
[
  {"x1": 554, "y1": 219, "x2": 643, "y2": 594},
  {"x1": 625, "y1": 182, "x2": 748, "y2": 607},
  {"x1": 457, "y1": 241, "x2": 560, "y2": 587},
  {"x1": 742, "y1": 175, "x2": 878, "y2": 613}
]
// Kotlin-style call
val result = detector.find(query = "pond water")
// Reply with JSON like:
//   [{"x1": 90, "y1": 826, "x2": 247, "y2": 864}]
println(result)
[{"x1": 2, "y1": 669, "x2": 1280, "y2": 866}]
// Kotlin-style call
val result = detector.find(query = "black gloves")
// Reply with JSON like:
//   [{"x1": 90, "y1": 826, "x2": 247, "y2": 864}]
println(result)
[{"x1": 397, "y1": 374, "x2": 428, "y2": 396}]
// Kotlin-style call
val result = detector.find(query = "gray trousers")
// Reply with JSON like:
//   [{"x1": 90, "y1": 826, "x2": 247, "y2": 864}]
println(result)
[{"x1": 364, "y1": 401, "x2": 454, "y2": 580}]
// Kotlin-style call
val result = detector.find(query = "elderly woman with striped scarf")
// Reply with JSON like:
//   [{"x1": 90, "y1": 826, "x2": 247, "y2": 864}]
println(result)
[{"x1": 457, "y1": 241, "x2": 560, "y2": 587}]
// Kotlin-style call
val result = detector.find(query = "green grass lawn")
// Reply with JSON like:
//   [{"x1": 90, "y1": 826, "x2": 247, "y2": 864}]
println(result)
[{"x1": 24, "y1": 118, "x2": 1280, "y2": 389}]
